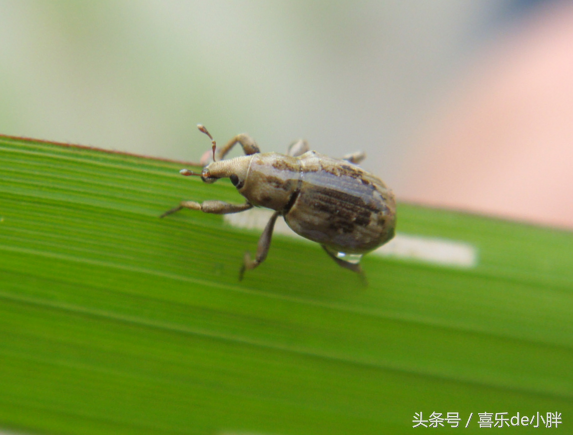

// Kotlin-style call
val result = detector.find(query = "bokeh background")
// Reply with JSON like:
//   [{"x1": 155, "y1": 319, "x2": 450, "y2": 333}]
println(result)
[{"x1": 2, "y1": 0, "x2": 571, "y2": 228}]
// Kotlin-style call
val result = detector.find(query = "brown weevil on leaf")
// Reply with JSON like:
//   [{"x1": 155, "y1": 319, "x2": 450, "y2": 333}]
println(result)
[{"x1": 161, "y1": 125, "x2": 396, "y2": 281}]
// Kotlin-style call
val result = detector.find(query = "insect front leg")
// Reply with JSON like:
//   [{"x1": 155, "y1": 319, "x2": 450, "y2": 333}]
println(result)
[
  {"x1": 160, "y1": 200, "x2": 252, "y2": 218},
  {"x1": 239, "y1": 211, "x2": 280, "y2": 280},
  {"x1": 342, "y1": 151, "x2": 366, "y2": 164},
  {"x1": 217, "y1": 133, "x2": 260, "y2": 160}
]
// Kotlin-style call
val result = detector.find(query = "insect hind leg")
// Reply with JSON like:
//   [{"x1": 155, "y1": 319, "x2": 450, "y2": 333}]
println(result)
[
  {"x1": 287, "y1": 139, "x2": 309, "y2": 157},
  {"x1": 342, "y1": 151, "x2": 366, "y2": 164},
  {"x1": 321, "y1": 245, "x2": 367, "y2": 285}
]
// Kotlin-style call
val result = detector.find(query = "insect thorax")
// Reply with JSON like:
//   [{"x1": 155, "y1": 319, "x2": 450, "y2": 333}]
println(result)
[{"x1": 241, "y1": 153, "x2": 301, "y2": 211}]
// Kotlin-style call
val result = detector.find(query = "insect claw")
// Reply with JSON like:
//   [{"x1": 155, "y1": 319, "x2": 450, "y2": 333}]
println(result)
[
  {"x1": 359, "y1": 271, "x2": 368, "y2": 287},
  {"x1": 239, "y1": 264, "x2": 246, "y2": 281},
  {"x1": 159, "y1": 205, "x2": 183, "y2": 218}
]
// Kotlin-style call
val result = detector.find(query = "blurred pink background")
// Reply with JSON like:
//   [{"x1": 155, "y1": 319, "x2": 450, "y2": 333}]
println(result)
[{"x1": 402, "y1": 1, "x2": 573, "y2": 229}]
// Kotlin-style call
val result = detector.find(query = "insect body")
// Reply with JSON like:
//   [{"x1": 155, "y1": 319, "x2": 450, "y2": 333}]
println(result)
[{"x1": 161, "y1": 125, "x2": 396, "y2": 280}]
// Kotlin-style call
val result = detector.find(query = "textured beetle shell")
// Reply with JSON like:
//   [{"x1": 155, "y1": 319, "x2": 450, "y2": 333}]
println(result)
[
  {"x1": 284, "y1": 151, "x2": 395, "y2": 254},
  {"x1": 238, "y1": 151, "x2": 396, "y2": 255}
]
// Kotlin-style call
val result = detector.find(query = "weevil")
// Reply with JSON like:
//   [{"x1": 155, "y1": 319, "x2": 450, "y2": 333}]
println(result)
[{"x1": 161, "y1": 125, "x2": 396, "y2": 281}]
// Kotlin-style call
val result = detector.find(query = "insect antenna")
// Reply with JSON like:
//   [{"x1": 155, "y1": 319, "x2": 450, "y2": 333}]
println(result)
[
  {"x1": 179, "y1": 169, "x2": 201, "y2": 176},
  {"x1": 197, "y1": 124, "x2": 217, "y2": 162}
]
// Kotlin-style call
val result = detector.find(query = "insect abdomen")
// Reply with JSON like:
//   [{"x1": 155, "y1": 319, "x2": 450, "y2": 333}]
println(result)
[{"x1": 284, "y1": 153, "x2": 396, "y2": 253}]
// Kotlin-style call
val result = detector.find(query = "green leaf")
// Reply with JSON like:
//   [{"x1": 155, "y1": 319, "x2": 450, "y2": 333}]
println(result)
[{"x1": 1, "y1": 135, "x2": 571, "y2": 434}]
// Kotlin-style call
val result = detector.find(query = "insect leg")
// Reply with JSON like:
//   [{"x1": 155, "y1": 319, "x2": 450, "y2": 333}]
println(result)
[
  {"x1": 342, "y1": 151, "x2": 366, "y2": 164},
  {"x1": 286, "y1": 139, "x2": 309, "y2": 157},
  {"x1": 239, "y1": 211, "x2": 280, "y2": 280},
  {"x1": 217, "y1": 134, "x2": 261, "y2": 160},
  {"x1": 160, "y1": 201, "x2": 252, "y2": 218},
  {"x1": 321, "y1": 245, "x2": 367, "y2": 284}
]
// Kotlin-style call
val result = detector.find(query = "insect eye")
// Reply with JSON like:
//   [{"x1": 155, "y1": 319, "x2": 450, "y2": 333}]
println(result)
[{"x1": 230, "y1": 174, "x2": 240, "y2": 186}]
